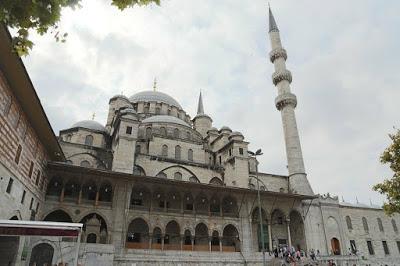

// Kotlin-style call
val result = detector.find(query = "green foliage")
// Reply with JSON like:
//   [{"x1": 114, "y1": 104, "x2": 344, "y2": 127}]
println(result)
[
  {"x1": 0, "y1": 0, "x2": 160, "y2": 56},
  {"x1": 373, "y1": 129, "x2": 400, "y2": 215}
]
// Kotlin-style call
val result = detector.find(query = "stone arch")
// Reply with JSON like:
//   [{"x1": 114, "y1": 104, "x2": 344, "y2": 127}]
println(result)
[
  {"x1": 183, "y1": 229, "x2": 192, "y2": 247},
  {"x1": 46, "y1": 176, "x2": 63, "y2": 196},
  {"x1": 222, "y1": 224, "x2": 241, "y2": 252},
  {"x1": 79, "y1": 213, "x2": 108, "y2": 244},
  {"x1": 151, "y1": 227, "x2": 163, "y2": 249},
  {"x1": 271, "y1": 209, "x2": 287, "y2": 249},
  {"x1": 64, "y1": 179, "x2": 81, "y2": 201},
  {"x1": 82, "y1": 179, "x2": 97, "y2": 201},
  {"x1": 189, "y1": 176, "x2": 200, "y2": 183},
  {"x1": 157, "y1": 165, "x2": 200, "y2": 182},
  {"x1": 194, "y1": 222, "x2": 209, "y2": 251},
  {"x1": 165, "y1": 220, "x2": 181, "y2": 250},
  {"x1": 211, "y1": 230, "x2": 220, "y2": 251},
  {"x1": 326, "y1": 216, "x2": 342, "y2": 255},
  {"x1": 251, "y1": 207, "x2": 269, "y2": 252},
  {"x1": 29, "y1": 243, "x2": 54, "y2": 266},
  {"x1": 289, "y1": 210, "x2": 306, "y2": 251},
  {"x1": 43, "y1": 209, "x2": 73, "y2": 222},
  {"x1": 195, "y1": 193, "x2": 209, "y2": 215},
  {"x1": 209, "y1": 177, "x2": 223, "y2": 186},
  {"x1": 99, "y1": 181, "x2": 113, "y2": 202},
  {"x1": 133, "y1": 164, "x2": 146, "y2": 176},
  {"x1": 127, "y1": 218, "x2": 150, "y2": 249},
  {"x1": 222, "y1": 195, "x2": 238, "y2": 216},
  {"x1": 130, "y1": 185, "x2": 151, "y2": 210},
  {"x1": 166, "y1": 189, "x2": 181, "y2": 211}
]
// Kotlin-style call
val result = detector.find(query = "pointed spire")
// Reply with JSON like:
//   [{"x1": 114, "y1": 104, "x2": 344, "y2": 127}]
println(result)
[
  {"x1": 268, "y1": 5, "x2": 279, "y2": 33},
  {"x1": 153, "y1": 77, "x2": 157, "y2": 91},
  {"x1": 197, "y1": 91, "x2": 204, "y2": 115}
]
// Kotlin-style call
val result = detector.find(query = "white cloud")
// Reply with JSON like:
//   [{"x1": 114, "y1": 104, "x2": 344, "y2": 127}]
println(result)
[{"x1": 21, "y1": 0, "x2": 400, "y2": 205}]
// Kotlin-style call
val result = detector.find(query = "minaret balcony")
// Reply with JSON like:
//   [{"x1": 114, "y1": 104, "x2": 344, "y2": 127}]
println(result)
[
  {"x1": 275, "y1": 93, "x2": 297, "y2": 110},
  {"x1": 269, "y1": 48, "x2": 287, "y2": 63},
  {"x1": 272, "y1": 69, "x2": 292, "y2": 86}
]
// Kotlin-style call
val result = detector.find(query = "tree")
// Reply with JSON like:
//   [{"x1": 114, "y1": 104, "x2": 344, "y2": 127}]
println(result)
[
  {"x1": 373, "y1": 129, "x2": 400, "y2": 215},
  {"x1": 0, "y1": 0, "x2": 160, "y2": 56}
]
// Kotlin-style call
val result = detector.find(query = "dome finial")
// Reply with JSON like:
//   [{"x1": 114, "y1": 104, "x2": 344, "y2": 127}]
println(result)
[
  {"x1": 91, "y1": 112, "x2": 96, "y2": 120},
  {"x1": 153, "y1": 77, "x2": 157, "y2": 92}
]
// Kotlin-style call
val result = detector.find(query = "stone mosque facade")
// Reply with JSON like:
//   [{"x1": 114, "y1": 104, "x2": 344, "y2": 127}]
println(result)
[{"x1": 1, "y1": 8, "x2": 400, "y2": 266}]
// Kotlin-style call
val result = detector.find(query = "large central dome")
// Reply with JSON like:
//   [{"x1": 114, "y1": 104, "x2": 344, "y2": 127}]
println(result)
[{"x1": 129, "y1": 91, "x2": 182, "y2": 109}]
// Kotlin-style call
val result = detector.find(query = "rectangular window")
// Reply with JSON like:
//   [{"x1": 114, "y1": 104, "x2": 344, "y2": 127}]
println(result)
[
  {"x1": 239, "y1": 148, "x2": 244, "y2": 155},
  {"x1": 382, "y1": 241, "x2": 390, "y2": 255},
  {"x1": 228, "y1": 149, "x2": 232, "y2": 157},
  {"x1": 350, "y1": 240, "x2": 357, "y2": 254},
  {"x1": 6, "y1": 178, "x2": 13, "y2": 193},
  {"x1": 397, "y1": 241, "x2": 400, "y2": 254},
  {"x1": 35, "y1": 170, "x2": 41, "y2": 186},
  {"x1": 28, "y1": 161, "x2": 34, "y2": 178},
  {"x1": 36, "y1": 202, "x2": 40, "y2": 212},
  {"x1": 29, "y1": 198, "x2": 34, "y2": 210},
  {"x1": 186, "y1": 203, "x2": 193, "y2": 211},
  {"x1": 15, "y1": 145, "x2": 22, "y2": 164},
  {"x1": 367, "y1": 240, "x2": 374, "y2": 255},
  {"x1": 126, "y1": 126, "x2": 132, "y2": 134},
  {"x1": 21, "y1": 190, "x2": 26, "y2": 204}
]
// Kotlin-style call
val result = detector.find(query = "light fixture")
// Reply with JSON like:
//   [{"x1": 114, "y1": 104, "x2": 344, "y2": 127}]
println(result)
[
  {"x1": 139, "y1": 192, "x2": 143, "y2": 196},
  {"x1": 157, "y1": 194, "x2": 160, "y2": 198}
]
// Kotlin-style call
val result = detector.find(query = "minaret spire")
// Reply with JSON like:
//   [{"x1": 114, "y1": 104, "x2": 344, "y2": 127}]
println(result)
[
  {"x1": 197, "y1": 91, "x2": 204, "y2": 115},
  {"x1": 268, "y1": 7, "x2": 314, "y2": 195}
]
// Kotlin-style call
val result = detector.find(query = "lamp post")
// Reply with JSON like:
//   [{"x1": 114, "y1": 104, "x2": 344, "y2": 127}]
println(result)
[{"x1": 248, "y1": 149, "x2": 266, "y2": 266}]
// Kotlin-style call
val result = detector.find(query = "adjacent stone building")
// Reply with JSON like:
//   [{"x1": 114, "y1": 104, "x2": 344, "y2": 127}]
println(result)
[{"x1": 1, "y1": 8, "x2": 400, "y2": 266}]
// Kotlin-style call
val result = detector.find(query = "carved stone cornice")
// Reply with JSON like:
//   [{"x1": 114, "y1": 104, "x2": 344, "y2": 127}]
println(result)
[
  {"x1": 269, "y1": 48, "x2": 287, "y2": 63},
  {"x1": 272, "y1": 69, "x2": 292, "y2": 86},
  {"x1": 275, "y1": 93, "x2": 297, "y2": 110}
]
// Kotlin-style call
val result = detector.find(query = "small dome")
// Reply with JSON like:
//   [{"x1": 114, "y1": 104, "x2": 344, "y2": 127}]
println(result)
[
  {"x1": 220, "y1": 126, "x2": 232, "y2": 132},
  {"x1": 142, "y1": 115, "x2": 190, "y2": 127},
  {"x1": 110, "y1": 94, "x2": 129, "y2": 101},
  {"x1": 129, "y1": 91, "x2": 182, "y2": 109},
  {"x1": 71, "y1": 120, "x2": 106, "y2": 132},
  {"x1": 208, "y1": 127, "x2": 218, "y2": 133},
  {"x1": 229, "y1": 131, "x2": 244, "y2": 140}
]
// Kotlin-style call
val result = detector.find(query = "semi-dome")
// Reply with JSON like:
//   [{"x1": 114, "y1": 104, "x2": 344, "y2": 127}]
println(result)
[
  {"x1": 129, "y1": 91, "x2": 182, "y2": 109},
  {"x1": 142, "y1": 115, "x2": 190, "y2": 127},
  {"x1": 70, "y1": 120, "x2": 107, "y2": 132}
]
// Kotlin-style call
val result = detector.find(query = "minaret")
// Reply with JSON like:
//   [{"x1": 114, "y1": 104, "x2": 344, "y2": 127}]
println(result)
[
  {"x1": 268, "y1": 7, "x2": 314, "y2": 195},
  {"x1": 193, "y1": 92, "x2": 212, "y2": 138}
]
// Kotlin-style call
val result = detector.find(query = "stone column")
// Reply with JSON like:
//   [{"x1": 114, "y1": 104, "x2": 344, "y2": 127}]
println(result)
[
  {"x1": 161, "y1": 234, "x2": 165, "y2": 250},
  {"x1": 59, "y1": 187, "x2": 65, "y2": 202},
  {"x1": 77, "y1": 189, "x2": 82, "y2": 204},
  {"x1": 191, "y1": 236, "x2": 195, "y2": 251},
  {"x1": 95, "y1": 191, "x2": 99, "y2": 206},
  {"x1": 208, "y1": 236, "x2": 212, "y2": 252},
  {"x1": 149, "y1": 233, "x2": 153, "y2": 249},
  {"x1": 180, "y1": 235, "x2": 183, "y2": 251},
  {"x1": 219, "y1": 236, "x2": 223, "y2": 252},
  {"x1": 286, "y1": 219, "x2": 292, "y2": 248},
  {"x1": 268, "y1": 221, "x2": 273, "y2": 252}
]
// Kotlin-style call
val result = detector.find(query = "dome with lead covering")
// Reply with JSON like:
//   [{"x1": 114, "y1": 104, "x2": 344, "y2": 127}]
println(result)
[
  {"x1": 70, "y1": 120, "x2": 106, "y2": 132},
  {"x1": 129, "y1": 91, "x2": 182, "y2": 109},
  {"x1": 142, "y1": 115, "x2": 190, "y2": 127}
]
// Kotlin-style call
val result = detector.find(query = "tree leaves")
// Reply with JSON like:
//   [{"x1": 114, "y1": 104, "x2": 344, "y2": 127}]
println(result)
[
  {"x1": 0, "y1": 0, "x2": 159, "y2": 56},
  {"x1": 373, "y1": 129, "x2": 400, "y2": 215}
]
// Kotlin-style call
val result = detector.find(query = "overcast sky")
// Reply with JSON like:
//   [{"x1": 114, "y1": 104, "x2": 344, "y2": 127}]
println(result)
[{"x1": 22, "y1": 0, "x2": 400, "y2": 205}]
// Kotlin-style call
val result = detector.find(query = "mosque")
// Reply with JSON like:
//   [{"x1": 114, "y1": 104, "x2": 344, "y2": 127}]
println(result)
[{"x1": 0, "y1": 7, "x2": 399, "y2": 266}]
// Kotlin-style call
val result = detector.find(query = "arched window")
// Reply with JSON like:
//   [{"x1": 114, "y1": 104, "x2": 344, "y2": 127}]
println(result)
[
  {"x1": 175, "y1": 145, "x2": 181, "y2": 160},
  {"x1": 174, "y1": 172, "x2": 182, "y2": 181},
  {"x1": 156, "y1": 172, "x2": 167, "y2": 178},
  {"x1": 145, "y1": 127, "x2": 152, "y2": 138},
  {"x1": 65, "y1": 160, "x2": 73, "y2": 165},
  {"x1": 160, "y1": 127, "x2": 166, "y2": 136},
  {"x1": 173, "y1": 128, "x2": 179, "y2": 138},
  {"x1": 80, "y1": 160, "x2": 91, "y2": 167},
  {"x1": 155, "y1": 107, "x2": 161, "y2": 114},
  {"x1": 85, "y1": 135, "x2": 93, "y2": 146},
  {"x1": 99, "y1": 182, "x2": 112, "y2": 202},
  {"x1": 144, "y1": 105, "x2": 149, "y2": 113},
  {"x1": 392, "y1": 219, "x2": 398, "y2": 233},
  {"x1": 66, "y1": 134, "x2": 72, "y2": 141},
  {"x1": 162, "y1": 145, "x2": 168, "y2": 157},
  {"x1": 135, "y1": 145, "x2": 141, "y2": 154},
  {"x1": 186, "y1": 131, "x2": 191, "y2": 140},
  {"x1": 345, "y1": 216, "x2": 352, "y2": 230},
  {"x1": 362, "y1": 217, "x2": 369, "y2": 233},
  {"x1": 87, "y1": 233, "x2": 97, "y2": 243},
  {"x1": 377, "y1": 218, "x2": 384, "y2": 232},
  {"x1": 188, "y1": 149, "x2": 193, "y2": 161},
  {"x1": 189, "y1": 176, "x2": 200, "y2": 183}
]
